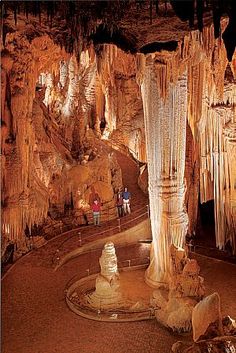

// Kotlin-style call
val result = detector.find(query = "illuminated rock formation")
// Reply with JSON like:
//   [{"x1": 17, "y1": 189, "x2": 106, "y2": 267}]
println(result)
[
  {"x1": 169, "y1": 245, "x2": 205, "y2": 300},
  {"x1": 1, "y1": 27, "x2": 67, "y2": 245},
  {"x1": 87, "y1": 242, "x2": 121, "y2": 308},
  {"x1": 152, "y1": 245, "x2": 205, "y2": 333},
  {"x1": 140, "y1": 54, "x2": 189, "y2": 286},
  {"x1": 96, "y1": 45, "x2": 146, "y2": 161},
  {"x1": 192, "y1": 292, "x2": 223, "y2": 342},
  {"x1": 1, "y1": 5, "x2": 236, "y2": 260},
  {"x1": 1, "y1": 22, "x2": 122, "y2": 247},
  {"x1": 196, "y1": 52, "x2": 236, "y2": 254},
  {"x1": 172, "y1": 292, "x2": 236, "y2": 353}
]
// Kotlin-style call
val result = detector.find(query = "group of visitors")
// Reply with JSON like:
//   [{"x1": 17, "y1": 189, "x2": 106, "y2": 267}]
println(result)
[{"x1": 90, "y1": 187, "x2": 131, "y2": 227}]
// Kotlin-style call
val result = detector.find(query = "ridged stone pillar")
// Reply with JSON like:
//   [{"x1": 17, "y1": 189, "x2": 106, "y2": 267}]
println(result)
[{"x1": 140, "y1": 57, "x2": 189, "y2": 287}]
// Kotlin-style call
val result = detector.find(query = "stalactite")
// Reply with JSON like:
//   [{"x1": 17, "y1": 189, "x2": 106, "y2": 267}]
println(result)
[
  {"x1": 2, "y1": 2, "x2": 235, "y2": 255},
  {"x1": 198, "y1": 103, "x2": 236, "y2": 253},
  {"x1": 1, "y1": 29, "x2": 67, "y2": 245},
  {"x1": 179, "y1": 21, "x2": 236, "y2": 253}
]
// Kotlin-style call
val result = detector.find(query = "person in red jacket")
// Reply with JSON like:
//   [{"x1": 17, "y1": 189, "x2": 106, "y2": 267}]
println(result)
[{"x1": 91, "y1": 199, "x2": 101, "y2": 226}]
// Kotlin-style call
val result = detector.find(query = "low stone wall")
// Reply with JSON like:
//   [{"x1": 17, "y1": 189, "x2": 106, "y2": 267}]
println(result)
[{"x1": 56, "y1": 218, "x2": 151, "y2": 269}]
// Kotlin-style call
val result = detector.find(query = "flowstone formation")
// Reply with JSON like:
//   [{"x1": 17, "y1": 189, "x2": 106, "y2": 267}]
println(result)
[
  {"x1": 137, "y1": 20, "x2": 236, "y2": 290},
  {"x1": 151, "y1": 245, "x2": 205, "y2": 333},
  {"x1": 87, "y1": 242, "x2": 122, "y2": 309},
  {"x1": 172, "y1": 292, "x2": 236, "y2": 353},
  {"x1": 140, "y1": 54, "x2": 189, "y2": 286}
]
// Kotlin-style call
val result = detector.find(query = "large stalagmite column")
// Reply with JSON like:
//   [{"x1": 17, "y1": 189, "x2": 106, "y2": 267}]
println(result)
[{"x1": 140, "y1": 55, "x2": 188, "y2": 286}]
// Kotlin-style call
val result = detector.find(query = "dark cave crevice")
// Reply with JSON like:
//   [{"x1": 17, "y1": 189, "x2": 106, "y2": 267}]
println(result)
[
  {"x1": 140, "y1": 41, "x2": 178, "y2": 54},
  {"x1": 89, "y1": 24, "x2": 137, "y2": 54}
]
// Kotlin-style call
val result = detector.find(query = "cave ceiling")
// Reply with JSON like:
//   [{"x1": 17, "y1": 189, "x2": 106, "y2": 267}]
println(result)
[{"x1": 2, "y1": 0, "x2": 236, "y2": 61}]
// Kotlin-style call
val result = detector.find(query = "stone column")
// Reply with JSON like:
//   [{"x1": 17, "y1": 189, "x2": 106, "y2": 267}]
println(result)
[{"x1": 140, "y1": 56, "x2": 188, "y2": 286}]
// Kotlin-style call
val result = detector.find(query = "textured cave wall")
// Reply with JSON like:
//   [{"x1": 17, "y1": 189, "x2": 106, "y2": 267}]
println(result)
[
  {"x1": 1, "y1": 15, "x2": 123, "y2": 250},
  {"x1": 1, "y1": 18, "x2": 68, "y2": 247},
  {"x1": 96, "y1": 44, "x2": 146, "y2": 162},
  {"x1": 1, "y1": 7, "x2": 236, "y2": 256}
]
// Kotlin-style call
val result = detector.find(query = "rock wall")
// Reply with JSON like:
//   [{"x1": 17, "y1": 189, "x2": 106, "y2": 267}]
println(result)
[
  {"x1": 1, "y1": 15, "x2": 123, "y2": 249},
  {"x1": 96, "y1": 44, "x2": 146, "y2": 162},
  {"x1": 1, "y1": 15, "x2": 68, "y2": 246}
]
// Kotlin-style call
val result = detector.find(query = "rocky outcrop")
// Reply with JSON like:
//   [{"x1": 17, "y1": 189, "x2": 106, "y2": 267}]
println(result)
[
  {"x1": 151, "y1": 245, "x2": 205, "y2": 333},
  {"x1": 172, "y1": 292, "x2": 236, "y2": 353}
]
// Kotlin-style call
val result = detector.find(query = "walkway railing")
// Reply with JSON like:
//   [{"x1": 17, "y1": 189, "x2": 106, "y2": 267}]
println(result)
[
  {"x1": 45, "y1": 138, "x2": 147, "y2": 241},
  {"x1": 65, "y1": 255, "x2": 150, "y2": 290},
  {"x1": 52, "y1": 204, "x2": 150, "y2": 266}
]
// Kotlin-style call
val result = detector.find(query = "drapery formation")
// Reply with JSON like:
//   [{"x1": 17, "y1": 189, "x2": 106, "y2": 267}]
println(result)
[
  {"x1": 199, "y1": 105, "x2": 236, "y2": 253},
  {"x1": 96, "y1": 44, "x2": 145, "y2": 161},
  {"x1": 1, "y1": 32, "x2": 66, "y2": 244},
  {"x1": 188, "y1": 26, "x2": 236, "y2": 254},
  {"x1": 139, "y1": 21, "x2": 236, "y2": 285}
]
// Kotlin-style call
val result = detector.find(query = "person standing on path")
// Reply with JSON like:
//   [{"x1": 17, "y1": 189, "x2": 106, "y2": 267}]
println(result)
[
  {"x1": 91, "y1": 199, "x2": 101, "y2": 226},
  {"x1": 122, "y1": 187, "x2": 131, "y2": 215},
  {"x1": 116, "y1": 192, "x2": 124, "y2": 218}
]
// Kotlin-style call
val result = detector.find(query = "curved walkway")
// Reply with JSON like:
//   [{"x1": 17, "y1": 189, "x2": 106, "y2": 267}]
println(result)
[{"x1": 47, "y1": 148, "x2": 149, "y2": 265}]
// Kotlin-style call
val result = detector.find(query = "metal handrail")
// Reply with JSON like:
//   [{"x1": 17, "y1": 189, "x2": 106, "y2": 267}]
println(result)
[
  {"x1": 45, "y1": 139, "x2": 146, "y2": 237},
  {"x1": 52, "y1": 204, "x2": 150, "y2": 265},
  {"x1": 65, "y1": 256, "x2": 150, "y2": 292},
  {"x1": 64, "y1": 256, "x2": 162, "y2": 321}
]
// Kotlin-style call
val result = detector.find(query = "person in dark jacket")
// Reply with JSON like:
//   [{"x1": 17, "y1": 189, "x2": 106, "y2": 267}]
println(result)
[
  {"x1": 122, "y1": 187, "x2": 131, "y2": 215},
  {"x1": 116, "y1": 192, "x2": 124, "y2": 218}
]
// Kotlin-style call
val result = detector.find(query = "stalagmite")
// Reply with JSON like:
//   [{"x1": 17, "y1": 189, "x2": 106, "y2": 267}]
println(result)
[
  {"x1": 152, "y1": 244, "x2": 205, "y2": 333},
  {"x1": 87, "y1": 242, "x2": 121, "y2": 308}
]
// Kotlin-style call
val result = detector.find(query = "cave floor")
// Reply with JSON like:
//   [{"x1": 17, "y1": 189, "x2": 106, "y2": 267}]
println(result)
[{"x1": 2, "y1": 240, "x2": 236, "y2": 353}]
